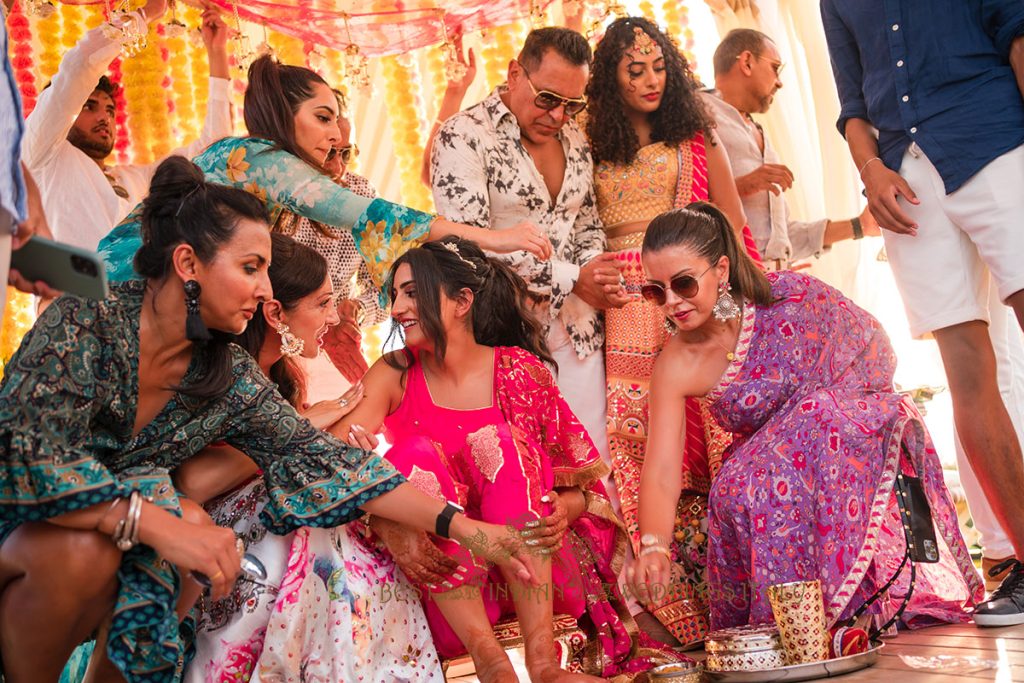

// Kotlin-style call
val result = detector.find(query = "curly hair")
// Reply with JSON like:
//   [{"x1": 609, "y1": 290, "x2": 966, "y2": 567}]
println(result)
[{"x1": 585, "y1": 16, "x2": 711, "y2": 166}]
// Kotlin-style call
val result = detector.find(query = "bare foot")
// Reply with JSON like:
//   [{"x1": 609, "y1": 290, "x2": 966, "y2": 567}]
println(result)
[{"x1": 527, "y1": 663, "x2": 606, "y2": 683}]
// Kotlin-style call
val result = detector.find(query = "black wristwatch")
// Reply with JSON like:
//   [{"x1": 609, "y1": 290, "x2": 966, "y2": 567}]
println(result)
[{"x1": 435, "y1": 501, "x2": 464, "y2": 539}]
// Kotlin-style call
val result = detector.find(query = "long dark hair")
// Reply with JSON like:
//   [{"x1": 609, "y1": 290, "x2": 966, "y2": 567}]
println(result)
[
  {"x1": 244, "y1": 56, "x2": 331, "y2": 170},
  {"x1": 384, "y1": 236, "x2": 553, "y2": 368},
  {"x1": 585, "y1": 16, "x2": 711, "y2": 166},
  {"x1": 234, "y1": 233, "x2": 329, "y2": 407},
  {"x1": 134, "y1": 156, "x2": 271, "y2": 398},
  {"x1": 643, "y1": 202, "x2": 774, "y2": 306}
]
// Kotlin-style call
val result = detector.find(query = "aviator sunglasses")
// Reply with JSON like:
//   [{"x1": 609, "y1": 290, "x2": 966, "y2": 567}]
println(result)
[
  {"x1": 326, "y1": 143, "x2": 359, "y2": 165},
  {"x1": 518, "y1": 62, "x2": 587, "y2": 117},
  {"x1": 640, "y1": 264, "x2": 716, "y2": 306}
]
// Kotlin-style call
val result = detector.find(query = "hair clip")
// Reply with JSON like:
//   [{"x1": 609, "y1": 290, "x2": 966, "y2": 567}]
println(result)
[
  {"x1": 631, "y1": 26, "x2": 657, "y2": 56},
  {"x1": 441, "y1": 241, "x2": 477, "y2": 270},
  {"x1": 175, "y1": 183, "x2": 204, "y2": 217}
]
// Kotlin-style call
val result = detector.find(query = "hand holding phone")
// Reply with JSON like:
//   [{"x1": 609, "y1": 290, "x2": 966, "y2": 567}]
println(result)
[{"x1": 9, "y1": 236, "x2": 109, "y2": 300}]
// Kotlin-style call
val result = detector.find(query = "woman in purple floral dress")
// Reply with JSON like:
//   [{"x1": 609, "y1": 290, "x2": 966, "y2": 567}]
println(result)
[{"x1": 631, "y1": 203, "x2": 983, "y2": 631}]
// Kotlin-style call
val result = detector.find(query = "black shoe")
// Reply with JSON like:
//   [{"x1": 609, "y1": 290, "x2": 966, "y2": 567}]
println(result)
[{"x1": 973, "y1": 558, "x2": 1024, "y2": 627}]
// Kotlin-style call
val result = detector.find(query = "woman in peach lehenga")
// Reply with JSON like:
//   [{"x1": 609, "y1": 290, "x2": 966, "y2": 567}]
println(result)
[{"x1": 585, "y1": 16, "x2": 762, "y2": 647}]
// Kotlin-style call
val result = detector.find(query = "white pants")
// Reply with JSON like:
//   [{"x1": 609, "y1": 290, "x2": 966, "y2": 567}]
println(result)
[
  {"x1": 891, "y1": 142, "x2": 1024, "y2": 559},
  {"x1": 887, "y1": 142, "x2": 1024, "y2": 338},
  {"x1": 954, "y1": 286, "x2": 1024, "y2": 559},
  {"x1": 546, "y1": 318, "x2": 613, "y2": 497}
]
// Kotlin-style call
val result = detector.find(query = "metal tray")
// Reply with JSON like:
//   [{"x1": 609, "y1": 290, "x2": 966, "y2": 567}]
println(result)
[{"x1": 703, "y1": 642, "x2": 884, "y2": 682}]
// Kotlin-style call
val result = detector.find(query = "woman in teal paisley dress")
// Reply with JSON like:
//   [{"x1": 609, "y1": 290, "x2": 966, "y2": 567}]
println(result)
[
  {"x1": 0, "y1": 158, "x2": 536, "y2": 683},
  {"x1": 98, "y1": 56, "x2": 552, "y2": 290}
]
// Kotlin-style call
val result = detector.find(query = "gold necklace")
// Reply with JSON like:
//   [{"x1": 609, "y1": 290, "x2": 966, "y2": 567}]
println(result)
[
  {"x1": 709, "y1": 325, "x2": 739, "y2": 361},
  {"x1": 712, "y1": 337, "x2": 736, "y2": 362}
]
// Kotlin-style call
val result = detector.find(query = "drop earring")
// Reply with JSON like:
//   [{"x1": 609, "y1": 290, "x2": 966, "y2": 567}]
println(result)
[
  {"x1": 663, "y1": 317, "x2": 677, "y2": 336},
  {"x1": 712, "y1": 281, "x2": 741, "y2": 322},
  {"x1": 276, "y1": 323, "x2": 304, "y2": 357},
  {"x1": 183, "y1": 280, "x2": 212, "y2": 341}
]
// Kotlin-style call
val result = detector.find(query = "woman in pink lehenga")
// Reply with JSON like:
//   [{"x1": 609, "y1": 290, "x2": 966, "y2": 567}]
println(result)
[
  {"x1": 632, "y1": 204, "x2": 982, "y2": 633},
  {"x1": 333, "y1": 237, "x2": 684, "y2": 683},
  {"x1": 585, "y1": 16, "x2": 763, "y2": 646}
]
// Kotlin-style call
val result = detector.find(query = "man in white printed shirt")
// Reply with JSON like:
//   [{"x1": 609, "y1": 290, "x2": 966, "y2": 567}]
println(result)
[
  {"x1": 430, "y1": 27, "x2": 628, "y2": 484},
  {"x1": 700, "y1": 28, "x2": 877, "y2": 269},
  {"x1": 21, "y1": 0, "x2": 232, "y2": 250}
]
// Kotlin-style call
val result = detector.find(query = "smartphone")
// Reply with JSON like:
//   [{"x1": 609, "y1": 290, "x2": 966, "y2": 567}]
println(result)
[{"x1": 10, "y1": 236, "x2": 110, "y2": 299}]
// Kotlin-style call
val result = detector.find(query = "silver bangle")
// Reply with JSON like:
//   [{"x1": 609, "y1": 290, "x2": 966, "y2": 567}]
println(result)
[
  {"x1": 858, "y1": 156, "x2": 881, "y2": 178},
  {"x1": 113, "y1": 490, "x2": 143, "y2": 551}
]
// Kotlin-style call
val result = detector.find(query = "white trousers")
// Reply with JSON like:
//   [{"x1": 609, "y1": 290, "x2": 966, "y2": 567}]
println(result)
[{"x1": 546, "y1": 319, "x2": 614, "y2": 499}]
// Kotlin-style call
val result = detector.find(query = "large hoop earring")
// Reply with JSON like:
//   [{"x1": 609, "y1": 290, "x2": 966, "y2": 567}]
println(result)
[
  {"x1": 184, "y1": 280, "x2": 212, "y2": 341},
  {"x1": 276, "y1": 323, "x2": 305, "y2": 357},
  {"x1": 712, "y1": 281, "x2": 741, "y2": 322}
]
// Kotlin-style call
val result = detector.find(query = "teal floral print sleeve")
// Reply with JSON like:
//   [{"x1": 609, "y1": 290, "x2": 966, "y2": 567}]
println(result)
[
  {"x1": 97, "y1": 137, "x2": 435, "y2": 292},
  {"x1": 0, "y1": 281, "x2": 406, "y2": 682}
]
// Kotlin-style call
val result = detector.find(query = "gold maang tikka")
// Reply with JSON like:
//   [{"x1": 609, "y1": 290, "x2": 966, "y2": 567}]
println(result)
[{"x1": 631, "y1": 27, "x2": 657, "y2": 56}]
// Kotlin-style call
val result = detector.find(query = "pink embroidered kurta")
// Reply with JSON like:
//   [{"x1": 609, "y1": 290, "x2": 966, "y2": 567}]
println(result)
[
  {"x1": 383, "y1": 346, "x2": 679, "y2": 678},
  {"x1": 704, "y1": 271, "x2": 983, "y2": 629}
]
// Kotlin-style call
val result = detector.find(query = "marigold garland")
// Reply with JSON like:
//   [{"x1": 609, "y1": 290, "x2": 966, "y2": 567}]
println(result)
[
  {"x1": 482, "y1": 21, "x2": 526, "y2": 92},
  {"x1": 426, "y1": 38, "x2": 447, "y2": 116},
  {"x1": 0, "y1": 290, "x2": 36, "y2": 378},
  {"x1": 380, "y1": 55, "x2": 433, "y2": 212},
  {"x1": 164, "y1": 9, "x2": 198, "y2": 144},
  {"x1": 184, "y1": 5, "x2": 212, "y2": 137},
  {"x1": 7, "y1": 2, "x2": 38, "y2": 114},
  {"x1": 639, "y1": 1, "x2": 657, "y2": 23},
  {"x1": 661, "y1": 0, "x2": 696, "y2": 68},
  {"x1": 121, "y1": 24, "x2": 165, "y2": 164},
  {"x1": 34, "y1": 0, "x2": 64, "y2": 83}
]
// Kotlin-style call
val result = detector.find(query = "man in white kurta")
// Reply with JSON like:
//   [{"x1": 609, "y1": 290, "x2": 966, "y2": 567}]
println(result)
[
  {"x1": 700, "y1": 28, "x2": 876, "y2": 270},
  {"x1": 21, "y1": 0, "x2": 232, "y2": 251}
]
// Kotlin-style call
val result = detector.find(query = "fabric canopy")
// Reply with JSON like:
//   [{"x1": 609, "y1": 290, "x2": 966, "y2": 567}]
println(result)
[{"x1": 59, "y1": 0, "x2": 557, "y2": 55}]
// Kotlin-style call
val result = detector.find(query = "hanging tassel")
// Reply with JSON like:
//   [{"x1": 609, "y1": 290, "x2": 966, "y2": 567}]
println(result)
[{"x1": 184, "y1": 280, "x2": 212, "y2": 341}]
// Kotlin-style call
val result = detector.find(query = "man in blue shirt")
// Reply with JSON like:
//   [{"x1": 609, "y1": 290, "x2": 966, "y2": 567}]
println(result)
[{"x1": 822, "y1": 0, "x2": 1024, "y2": 625}]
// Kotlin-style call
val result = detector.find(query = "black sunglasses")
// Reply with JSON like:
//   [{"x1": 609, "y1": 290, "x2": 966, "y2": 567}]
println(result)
[
  {"x1": 640, "y1": 265, "x2": 715, "y2": 306},
  {"x1": 518, "y1": 62, "x2": 587, "y2": 117}
]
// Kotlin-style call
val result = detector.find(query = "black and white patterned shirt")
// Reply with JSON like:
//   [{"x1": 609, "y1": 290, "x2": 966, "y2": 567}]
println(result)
[{"x1": 430, "y1": 89, "x2": 606, "y2": 359}]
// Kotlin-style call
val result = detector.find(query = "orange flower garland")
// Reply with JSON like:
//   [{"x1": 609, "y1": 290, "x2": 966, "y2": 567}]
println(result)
[{"x1": 380, "y1": 54, "x2": 433, "y2": 212}]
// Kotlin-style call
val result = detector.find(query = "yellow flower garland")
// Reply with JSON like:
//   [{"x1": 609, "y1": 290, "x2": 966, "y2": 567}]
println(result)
[
  {"x1": 380, "y1": 55, "x2": 433, "y2": 212},
  {"x1": 661, "y1": 0, "x2": 696, "y2": 67},
  {"x1": 165, "y1": 10, "x2": 198, "y2": 144},
  {"x1": 483, "y1": 21, "x2": 526, "y2": 92},
  {"x1": 0, "y1": 290, "x2": 36, "y2": 377}
]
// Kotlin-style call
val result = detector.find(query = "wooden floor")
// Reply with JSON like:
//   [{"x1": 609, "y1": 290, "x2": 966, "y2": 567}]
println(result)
[{"x1": 447, "y1": 622, "x2": 1024, "y2": 682}]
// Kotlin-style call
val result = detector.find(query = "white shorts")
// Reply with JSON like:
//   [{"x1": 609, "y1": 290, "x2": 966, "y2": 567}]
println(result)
[{"x1": 885, "y1": 142, "x2": 1024, "y2": 338}]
